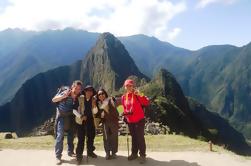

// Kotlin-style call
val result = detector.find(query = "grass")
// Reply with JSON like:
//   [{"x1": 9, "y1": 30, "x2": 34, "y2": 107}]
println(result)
[
  {"x1": 117, "y1": 105, "x2": 123, "y2": 115},
  {"x1": 0, "y1": 133, "x2": 227, "y2": 153}
]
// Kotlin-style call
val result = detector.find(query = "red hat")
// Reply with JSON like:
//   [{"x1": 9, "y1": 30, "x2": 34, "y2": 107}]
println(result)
[{"x1": 124, "y1": 79, "x2": 134, "y2": 86}]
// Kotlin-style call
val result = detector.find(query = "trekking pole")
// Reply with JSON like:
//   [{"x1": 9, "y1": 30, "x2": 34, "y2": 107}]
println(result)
[
  {"x1": 126, "y1": 123, "x2": 129, "y2": 158},
  {"x1": 122, "y1": 112, "x2": 132, "y2": 158},
  {"x1": 85, "y1": 124, "x2": 89, "y2": 163}
]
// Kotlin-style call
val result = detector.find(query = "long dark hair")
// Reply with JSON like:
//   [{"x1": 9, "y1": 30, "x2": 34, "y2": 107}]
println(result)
[{"x1": 96, "y1": 88, "x2": 108, "y2": 102}]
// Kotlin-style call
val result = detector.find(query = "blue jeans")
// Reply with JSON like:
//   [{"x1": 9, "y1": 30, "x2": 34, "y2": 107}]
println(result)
[{"x1": 55, "y1": 116, "x2": 74, "y2": 159}]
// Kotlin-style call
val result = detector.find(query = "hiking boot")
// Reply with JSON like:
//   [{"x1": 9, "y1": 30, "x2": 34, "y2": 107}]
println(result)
[
  {"x1": 128, "y1": 154, "x2": 138, "y2": 161},
  {"x1": 56, "y1": 158, "x2": 62, "y2": 165},
  {"x1": 88, "y1": 152, "x2": 98, "y2": 158},
  {"x1": 77, "y1": 159, "x2": 82, "y2": 165},
  {"x1": 111, "y1": 153, "x2": 117, "y2": 159},
  {"x1": 105, "y1": 153, "x2": 112, "y2": 160},
  {"x1": 76, "y1": 156, "x2": 82, "y2": 165},
  {"x1": 139, "y1": 156, "x2": 146, "y2": 164}
]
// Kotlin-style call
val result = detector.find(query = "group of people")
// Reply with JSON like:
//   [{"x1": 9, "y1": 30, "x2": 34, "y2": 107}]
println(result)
[{"x1": 52, "y1": 79, "x2": 150, "y2": 165}]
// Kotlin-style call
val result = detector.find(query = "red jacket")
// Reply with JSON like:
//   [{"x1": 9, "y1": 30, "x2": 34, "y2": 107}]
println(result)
[{"x1": 121, "y1": 93, "x2": 150, "y2": 123}]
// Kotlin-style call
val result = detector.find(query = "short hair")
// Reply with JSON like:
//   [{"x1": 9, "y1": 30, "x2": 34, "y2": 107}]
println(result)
[{"x1": 72, "y1": 80, "x2": 83, "y2": 87}]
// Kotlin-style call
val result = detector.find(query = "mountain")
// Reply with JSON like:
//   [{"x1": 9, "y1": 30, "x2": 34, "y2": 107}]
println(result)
[
  {"x1": 80, "y1": 32, "x2": 148, "y2": 92},
  {"x1": 0, "y1": 29, "x2": 189, "y2": 105},
  {"x1": 119, "y1": 34, "x2": 191, "y2": 77},
  {"x1": 0, "y1": 61, "x2": 82, "y2": 134},
  {"x1": 1, "y1": 28, "x2": 251, "y2": 141},
  {"x1": 0, "y1": 32, "x2": 146, "y2": 135},
  {"x1": 140, "y1": 69, "x2": 206, "y2": 137},
  {"x1": 187, "y1": 97, "x2": 250, "y2": 155},
  {"x1": 171, "y1": 44, "x2": 251, "y2": 140},
  {"x1": 120, "y1": 37, "x2": 251, "y2": 140},
  {"x1": 139, "y1": 69, "x2": 251, "y2": 155},
  {"x1": 0, "y1": 28, "x2": 99, "y2": 105},
  {"x1": 0, "y1": 28, "x2": 36, "y2": 59},
  {"x1": 1, "y1": 32, "x2": 250, "y2": 154}
]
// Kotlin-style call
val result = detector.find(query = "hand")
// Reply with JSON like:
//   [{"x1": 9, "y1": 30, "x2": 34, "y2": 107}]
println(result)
[
  {"x1": 63, "y1": 89, "x2": 71, "y2": 98},
  {"x1": 92, "y1": 97, "x2": 97, "y2": 106},
  {"x1": 134, "y1": 89, "x2": 139, "y2": 95},
  {"x1": 101, "y1": 111, "x2": 105, "y2": 118}
]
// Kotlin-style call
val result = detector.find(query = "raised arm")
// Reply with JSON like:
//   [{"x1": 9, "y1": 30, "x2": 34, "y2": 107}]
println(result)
[{"x1": 52, "y1": 89, "x2": 71, "y2": 103}]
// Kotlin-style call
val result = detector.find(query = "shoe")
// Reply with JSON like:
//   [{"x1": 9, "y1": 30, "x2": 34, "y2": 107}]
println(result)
[
  {"x1": 139, "y1": 156, "x2": 146, "y2": 164},
  {"x1": 56, "y1": 158, "x2": 62, "y2": 165},
  {"x1": 111, "y1": 153, "x2": 117, "y2": 159},
  {"x1": 68, "y1": 152, "x2": 76, "y2": 157},
  {"x1": 128, "y1": 154, "x2": 138, "y2": 161},
  {"x1": 76, "y1": 155, "x2": 83, "y2": 164},
  {"x1": 105, "y1": 153, "x2": 112, "y2": 160},
  {"x1": 76, "y1": 159, "x2": 82, "y2": 165},
  {"x1": 76, "y1": 156, "x2": 82, "y2": 165},
  {"x1": 88, "y1": 152, "x2": 98, "y2": 158}
]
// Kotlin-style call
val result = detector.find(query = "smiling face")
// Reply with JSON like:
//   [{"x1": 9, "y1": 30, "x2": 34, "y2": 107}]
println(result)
[
  {"x1": 72, "y1": 84, "x2": 82, "y2": 96},
  {"x1": 98, "y1": 90, "x2": 106, "y2": 101},
  {"x1": 85, "y1": 89, "x2": 94, "y2": 99},
  {"x1": 125, "y1": 84, "x2": 134, "y2": 93}
]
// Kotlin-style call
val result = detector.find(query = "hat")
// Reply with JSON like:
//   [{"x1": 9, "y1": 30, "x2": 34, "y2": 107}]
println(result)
[
  {"x1": 83, "y1": 85, "x2": 96, "y2": 95},
  {"x1": 124, "y1": 79, "x2": 134, "y2": 87},
  {"x1": 84, "y1": 85, "x2": 95, "y2": 91}
]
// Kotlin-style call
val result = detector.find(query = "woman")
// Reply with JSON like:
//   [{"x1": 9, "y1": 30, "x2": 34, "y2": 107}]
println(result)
[
  {"x1": 96, "y1": 88, "x2": 119, "y2": 160},
  {"x1": 121, "y1": 79, "x2": 149, "y2": 164},
  {"x1": 75, "y1": 85, "x2": 98, "y2": 164}
]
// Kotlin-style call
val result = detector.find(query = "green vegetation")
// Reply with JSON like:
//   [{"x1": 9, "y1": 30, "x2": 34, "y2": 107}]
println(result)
[{"x1": 117, "y1": 105, "x2": 123, "y2": 115}]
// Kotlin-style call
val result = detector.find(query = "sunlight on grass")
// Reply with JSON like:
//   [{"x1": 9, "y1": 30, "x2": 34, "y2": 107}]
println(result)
[{"x1": 0, "y1": 133, "x2": 226, "y2": 153}]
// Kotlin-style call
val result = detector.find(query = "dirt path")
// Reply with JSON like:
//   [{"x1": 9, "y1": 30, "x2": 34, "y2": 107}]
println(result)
[{"x1": 0, "y1": 149, "x2": 250, "y2": 166}]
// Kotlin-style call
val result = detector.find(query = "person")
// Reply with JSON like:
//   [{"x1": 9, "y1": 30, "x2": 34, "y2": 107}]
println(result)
[
  {"x1": 121, "y1": 79, "x2": 150, "y2": 164},
  {"x1": 96, "y1": 88, "x2": 119, "y2": 160},
  {"x1": 75, "y1": 85, "x2": 98, "y2": 164},
  {"x1": 52, "y1": 80, "x2": 83, "y2": 165}
]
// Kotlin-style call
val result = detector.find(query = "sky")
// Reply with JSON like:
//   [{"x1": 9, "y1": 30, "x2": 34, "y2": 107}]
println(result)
[{"x1": 0, "y1": 0, "x2": 250, "y2": 50}]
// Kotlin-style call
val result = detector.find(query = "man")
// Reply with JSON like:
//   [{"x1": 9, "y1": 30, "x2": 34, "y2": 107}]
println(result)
[
  {"x1": 75, "y1": 85, "x2": 98, "y2": 164},
  {"x1": 52, "y1": 80, "x2": 83, "y2": 165}
]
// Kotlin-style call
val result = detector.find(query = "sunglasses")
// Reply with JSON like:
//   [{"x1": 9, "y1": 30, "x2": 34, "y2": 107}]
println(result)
[{"x1": 98, "y1": 92, "x2": 105, "y2": 96}]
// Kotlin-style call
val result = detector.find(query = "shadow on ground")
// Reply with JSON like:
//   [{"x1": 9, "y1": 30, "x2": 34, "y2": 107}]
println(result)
[{"x1": 61, "y1": 155, "x2": 200, "y2": 166}]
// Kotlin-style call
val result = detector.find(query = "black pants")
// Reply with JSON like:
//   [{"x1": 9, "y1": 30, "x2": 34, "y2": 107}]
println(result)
[
  {"x1": 76, "y1": 119, "x2": 96, "y2": 159},
  {"x1": 128, "y1": 119, "x2": 146, "y2": 157}
]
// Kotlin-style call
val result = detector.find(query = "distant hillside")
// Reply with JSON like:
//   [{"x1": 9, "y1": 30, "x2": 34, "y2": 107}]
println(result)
[
  {"x1": 188, "y1": 97, "x2": 250, "y2": 155},
  {"x1": 0, "y1": 32, "x2": 146, "y2": 135},
  {"x1": 1, "y1": 28, "x2": 251, "y2": 141},
  {"x1": 172, "y1": 44, "x2": 251, "y2": 140},
  {"x1": 0, "y1": 28, "x2": 99, "y2": 105},
  {"x1": 0, "y1": 29, "x2": 189, "y2": 105}
]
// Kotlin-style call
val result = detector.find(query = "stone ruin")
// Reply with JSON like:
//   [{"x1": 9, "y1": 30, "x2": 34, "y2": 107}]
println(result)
[{"x1": 31, "y1": 116, "x2": 170, "y2": 137}]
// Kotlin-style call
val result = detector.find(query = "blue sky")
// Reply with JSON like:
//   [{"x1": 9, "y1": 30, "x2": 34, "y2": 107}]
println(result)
[
  {"x1": 170, "y1": 0, "x2": 251, "y2": 49},
  {"x1": 0, "y1": 0, "x2": 250, "y2": 50}
]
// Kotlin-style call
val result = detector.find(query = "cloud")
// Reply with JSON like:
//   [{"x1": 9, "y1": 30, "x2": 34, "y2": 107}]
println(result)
[
  {"x1": 0, "y1": 0, "x2": 186, "y2": 42},
  {"x1": 196, "y1": 0, "x2": 237, "y2": 8},
  {"x1": 167, "y1": 28, "x2": 182, "y2": 41},
  {"x1": 0, "y1": 0, "x2": 13, "y2": 13}
]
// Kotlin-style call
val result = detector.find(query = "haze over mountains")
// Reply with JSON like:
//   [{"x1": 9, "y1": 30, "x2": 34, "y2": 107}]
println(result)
[
  {"x1": 0, "y1": 28, "x2": 251, "y2": 142},
  {"x1": 0, "y1": 32, "x2": 146, "y2": 134},
  {"x1": 0, "y1": 32, "x2": 249, "y2": 155}
]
